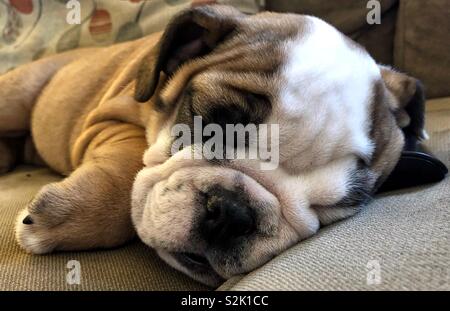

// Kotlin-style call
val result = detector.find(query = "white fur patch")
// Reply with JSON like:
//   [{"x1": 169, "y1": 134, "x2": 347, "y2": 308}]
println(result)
[
  {"x1": 15, "y1": 209, "x2": 53, "y2": 254},
  {"x1": 278, "y1": 16, "x2": 380, "y2": 167}
]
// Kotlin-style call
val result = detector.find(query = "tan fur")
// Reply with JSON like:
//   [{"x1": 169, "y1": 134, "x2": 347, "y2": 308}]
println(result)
[{"x1": 0, "y1": 34, "x2": 162, "y2": 253}]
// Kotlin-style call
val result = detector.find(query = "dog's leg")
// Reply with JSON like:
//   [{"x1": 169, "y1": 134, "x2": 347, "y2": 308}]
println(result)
[
  {"x1": 0, "y1": 53, "x2": 80, "y2": 134},
  {"x1": 15, "y1": 125, "x2": 147, "y2": 253}
]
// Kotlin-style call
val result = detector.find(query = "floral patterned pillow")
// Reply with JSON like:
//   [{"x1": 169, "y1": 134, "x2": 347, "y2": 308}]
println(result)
[{"x1": 0, "y1": 0, "x2": 263, "y2": 73}]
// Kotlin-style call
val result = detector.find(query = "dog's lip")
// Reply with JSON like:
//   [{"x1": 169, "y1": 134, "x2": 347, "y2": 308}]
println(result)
[
  {"x1": 179, "y1": 252, "x2": 210, "y2": 266},
  {"x1": 172, "y1": 252, "x2": 225, "y2": 279},
  {"x1": 173, "y1": 252, "x2": 213, "y2": 270},
  {"x1": 158, "y1": 250, "x2": 224, "y2": 287}
]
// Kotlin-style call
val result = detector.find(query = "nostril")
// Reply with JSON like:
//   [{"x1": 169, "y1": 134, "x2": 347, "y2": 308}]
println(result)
[
  {"x1": 201, "y1": 186, "x2": 255, "y2": 244},
  {"x1": 205, "y1": 195, "x2": 221, "y2": 220},
  {"x1": 230, "y1": 206, "x2": 255, "y2": 237}
]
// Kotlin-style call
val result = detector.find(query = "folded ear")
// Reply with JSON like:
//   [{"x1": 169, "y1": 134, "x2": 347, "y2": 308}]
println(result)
[
  {"x1": 134, "y1": 5, "x2": 245, "y2": 102},
  {"x1": 380, "y1": 65, "x2": 427, "y2": 141}
]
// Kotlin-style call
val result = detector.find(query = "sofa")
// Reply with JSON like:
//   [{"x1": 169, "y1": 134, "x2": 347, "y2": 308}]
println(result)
[{"x1": 0, "y1": 0, "x2": 449, "y2": 290}]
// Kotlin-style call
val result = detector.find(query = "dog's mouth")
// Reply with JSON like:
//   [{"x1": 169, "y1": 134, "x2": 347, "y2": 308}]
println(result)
[
  {"x1": 170, "y1": 252, "x2": 225, "y2": 286},
  {"x1": 178, "y1": 252, "x2": 210, "y2": 267}
]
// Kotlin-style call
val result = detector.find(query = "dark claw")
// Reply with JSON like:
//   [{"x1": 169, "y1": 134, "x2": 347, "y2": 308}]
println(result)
[{"x1": 22, "y1": 215, "x2": 33, "y2": 225}]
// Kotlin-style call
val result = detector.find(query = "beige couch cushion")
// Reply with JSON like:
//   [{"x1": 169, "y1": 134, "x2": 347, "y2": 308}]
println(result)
[
  {"x1": 0, "y1": 167, "x2": 207, "y2": 290},
  {"x1": 218, "y1": 98, "x2": 450, "y2": 290}
]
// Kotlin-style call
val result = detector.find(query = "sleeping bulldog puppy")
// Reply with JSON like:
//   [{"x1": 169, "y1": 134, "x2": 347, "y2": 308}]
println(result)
[{"x1": 0, "y1": 5, "x2": 425, "y2": 286}]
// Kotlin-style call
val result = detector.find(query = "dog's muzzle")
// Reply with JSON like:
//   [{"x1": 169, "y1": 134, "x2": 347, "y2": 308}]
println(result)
[{"x1": 130, "y1": 151, "x2": 296, "y2": 286}]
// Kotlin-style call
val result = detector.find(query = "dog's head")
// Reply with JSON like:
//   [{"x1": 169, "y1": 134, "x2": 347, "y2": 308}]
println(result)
[{"x1": 130, "y1": 5, "x2": 426, "y2": 286}]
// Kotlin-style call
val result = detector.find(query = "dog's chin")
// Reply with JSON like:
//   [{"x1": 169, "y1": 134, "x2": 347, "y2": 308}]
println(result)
[{"x1": 157, "y1": 249, "x2": 225, "y2": 287}]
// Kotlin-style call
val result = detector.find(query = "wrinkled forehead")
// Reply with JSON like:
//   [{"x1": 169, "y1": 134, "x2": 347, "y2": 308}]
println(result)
[
  {"x1": 156, "y1": 13, "x2": 300, "y2": 103},
  {"x1": 159, "y1": 13, "x2": 376, "y2": 107}
]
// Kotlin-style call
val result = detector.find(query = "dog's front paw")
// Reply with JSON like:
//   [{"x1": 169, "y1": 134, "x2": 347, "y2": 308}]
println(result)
[{"x1": 15, "y1": 183, "x2": 72, "y2": 254}]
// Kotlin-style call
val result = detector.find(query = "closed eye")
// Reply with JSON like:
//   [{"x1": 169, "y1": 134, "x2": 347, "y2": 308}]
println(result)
[
  {"x1": 202, "y1": 90, "x2": 271, "y2": 126},
  {"x1": 207, "y1": 104, "x2": 251, "y2": 127}
]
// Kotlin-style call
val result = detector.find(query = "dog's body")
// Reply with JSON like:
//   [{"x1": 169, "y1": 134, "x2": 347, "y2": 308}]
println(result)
[
  {"x1": 0, "y1": 6, "x2": 425, "y2": 286},
  {"x1": 0, "y1": 33, "x2": 162, "y2": 252}
]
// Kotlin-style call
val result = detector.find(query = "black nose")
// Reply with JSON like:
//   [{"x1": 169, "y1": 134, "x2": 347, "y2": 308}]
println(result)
[{"x1": 200, "y1": 186, "x2": 255, "y2": 245}]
